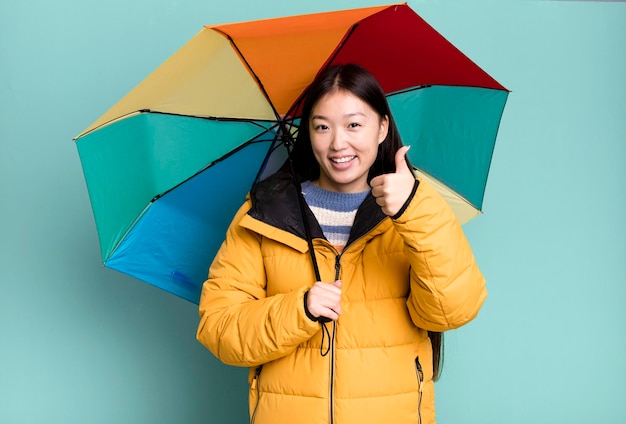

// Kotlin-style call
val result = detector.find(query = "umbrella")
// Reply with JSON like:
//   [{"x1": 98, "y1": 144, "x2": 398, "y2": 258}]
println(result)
[{"x1": 74, "y1": 3, "x2": 509, "y2": 304}]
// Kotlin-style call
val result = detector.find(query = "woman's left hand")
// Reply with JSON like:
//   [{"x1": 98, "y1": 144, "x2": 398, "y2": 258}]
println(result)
[{"x1": 370, "y1": 146, "x2": 415, "y2": 216}]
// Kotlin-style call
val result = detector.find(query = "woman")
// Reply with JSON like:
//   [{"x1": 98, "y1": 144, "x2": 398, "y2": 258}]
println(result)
[{"x1": 197, "y1": 64, "x2": 487, "y2": 424}]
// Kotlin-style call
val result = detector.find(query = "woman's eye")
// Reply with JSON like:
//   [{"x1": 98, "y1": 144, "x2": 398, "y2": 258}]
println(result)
[
  {"x1": 348, "y1": 122, "x2": 361, "y2": 128},
  {"x1": 314, "y1": 124, "x2": 329, "y2": 131}
]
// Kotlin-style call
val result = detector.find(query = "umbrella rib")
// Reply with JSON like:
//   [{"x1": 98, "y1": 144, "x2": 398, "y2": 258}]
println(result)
[
  {"x1": 388, "y1": 85, "x2": 510, "y2": 96},
  {"x1": 150, "y1": 122, "x2": 283, "y2": 203},
  {"x1": 286, "y1": 23, "x2": 360, "y2": 118},
  {"x1": 142, "y1": 109, "x2": 278, "y2": 128},
  {"x1": 251, "y1": 131, "x2": 283, "y2": 187},
  {"x1": 74, "y1": 109, "x2": 279, "y2": 140},
  {"x1": 324, "y1": 23, "x2": 360, "y2": 69},
  {"x1": 386, "y1": 85, "x2": 432, "y2": 97},
  {"x1": 105, "y1": 202, "x2": 152, "y2": 263},
  {"x1": 212, "y1": 29, "x2": 282, "y2": 123},
  {"x1": 477, "y1": 92, "x2": 509, "y2": 209},
  {"x1": 74, "y1": 110, "x2": 144, "y2": 140}
]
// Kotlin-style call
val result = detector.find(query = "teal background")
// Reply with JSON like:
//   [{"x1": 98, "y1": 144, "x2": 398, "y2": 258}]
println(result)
[{"x1": 1, "y1": 0, "x2": 624, "y2": 423}]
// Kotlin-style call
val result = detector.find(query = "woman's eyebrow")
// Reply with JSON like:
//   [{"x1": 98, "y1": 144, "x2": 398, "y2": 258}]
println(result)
[{"x1": 311, "y1": 112, "x2": 366, "y2": 120}]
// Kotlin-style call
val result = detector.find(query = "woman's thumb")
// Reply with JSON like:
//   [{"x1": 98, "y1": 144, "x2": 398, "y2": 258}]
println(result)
[{"x1": 395, "y1": 145, "x2": 411, "y2": 173}]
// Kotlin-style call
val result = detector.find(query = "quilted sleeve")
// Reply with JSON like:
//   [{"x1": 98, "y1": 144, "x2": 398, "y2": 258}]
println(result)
[
  {"x1": 196, "y1": 201, "x2": 320, "y2": 367},
  {"x1": 393, "y1": 179, "x2": 487, "y2": 332}
]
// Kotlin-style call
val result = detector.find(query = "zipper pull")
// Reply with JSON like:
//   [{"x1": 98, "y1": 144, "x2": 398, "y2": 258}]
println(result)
[
  {"x1": 334, "y1": 255, "x2": 341, "y2": 280},
  {"x1": 251, "y1": 366, "x2": 262, "y2": 390},
  {"x1": 415, "y1": 357, "x2": 424, "y2": 393}
]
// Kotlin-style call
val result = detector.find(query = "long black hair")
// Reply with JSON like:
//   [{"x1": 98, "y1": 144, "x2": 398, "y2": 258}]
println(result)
[{"x1": 289, "y1": 63, "x2": 444, "y2": 380}]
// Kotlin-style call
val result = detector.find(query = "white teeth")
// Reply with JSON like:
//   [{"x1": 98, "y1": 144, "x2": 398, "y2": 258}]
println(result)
[{"x1": 331, "y1": 156, "x2": 355, "y2": 163}]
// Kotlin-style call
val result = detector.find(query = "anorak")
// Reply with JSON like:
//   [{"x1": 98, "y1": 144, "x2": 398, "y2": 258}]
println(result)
[{"x1": 197, "y1": 172, "x2": 486, "y2": 424}]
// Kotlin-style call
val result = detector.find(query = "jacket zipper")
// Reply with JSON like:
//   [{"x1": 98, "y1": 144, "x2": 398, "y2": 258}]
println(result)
[
  {"x1": 328, "y1": 255, "x2": 341, "y2": 424},
  {"x1": 415, "y1": 357, "x2": 424, "y2": 424},
  {"x1": 250, "y1": 366, "x2": 262, "y2": 424},
  {"x1": 328, "y1": 321, "x2": 336, "y2": 424}
]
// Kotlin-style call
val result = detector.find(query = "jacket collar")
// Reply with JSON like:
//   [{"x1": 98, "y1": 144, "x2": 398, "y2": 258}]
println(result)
[{"x1": 247, "y1": 171, "x2": 388, "y2": 247}]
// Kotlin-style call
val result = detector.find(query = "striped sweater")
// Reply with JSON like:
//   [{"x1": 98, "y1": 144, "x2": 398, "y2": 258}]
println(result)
[{"x1": 301, "y1": 181, "x2": 369, "y2": 251}]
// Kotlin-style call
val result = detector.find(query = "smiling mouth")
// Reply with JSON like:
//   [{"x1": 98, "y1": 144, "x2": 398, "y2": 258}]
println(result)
[{"x1": 330, "y1": 156, "x2": 356, "y2": 164}]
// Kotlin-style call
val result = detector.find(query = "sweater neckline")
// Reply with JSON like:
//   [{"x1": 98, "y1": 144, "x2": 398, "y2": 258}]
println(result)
[{"x1": 301, "y1": 181, "x2": 369, "y2": 212}]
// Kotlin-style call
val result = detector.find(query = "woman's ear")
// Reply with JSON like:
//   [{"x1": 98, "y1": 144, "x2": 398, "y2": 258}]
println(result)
[{"x1": 378, "y1": 115, "x2": 389, "y2": 144}]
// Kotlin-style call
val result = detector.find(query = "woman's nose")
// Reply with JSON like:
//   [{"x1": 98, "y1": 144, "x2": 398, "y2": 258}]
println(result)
[{"x1": 330, "y1": 130, "x2": 348, "y2": 150}]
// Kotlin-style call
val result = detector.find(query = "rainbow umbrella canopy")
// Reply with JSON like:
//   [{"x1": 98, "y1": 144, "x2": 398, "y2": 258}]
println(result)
[{"x1": 75, "y1": 3, "x2": 509, "y2": 304}]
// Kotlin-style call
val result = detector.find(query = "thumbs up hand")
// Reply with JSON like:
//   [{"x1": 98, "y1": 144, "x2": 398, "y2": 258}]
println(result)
[{"x1": 370, "y1": 146, "x2": 415, "y2": 217}]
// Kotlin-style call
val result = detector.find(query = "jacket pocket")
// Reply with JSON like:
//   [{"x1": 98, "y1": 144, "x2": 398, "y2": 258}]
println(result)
[
  {"x1": 249, "y1": 366, "x2": 263, "y2": 424},
  {"x1": 415, "y1": 357, "x2": 424, "y2": 424}
]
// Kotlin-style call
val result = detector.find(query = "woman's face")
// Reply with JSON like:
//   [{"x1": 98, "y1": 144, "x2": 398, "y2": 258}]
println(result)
[{"x1": 309, "y1": 90, "x2": 389, "y2": 193}]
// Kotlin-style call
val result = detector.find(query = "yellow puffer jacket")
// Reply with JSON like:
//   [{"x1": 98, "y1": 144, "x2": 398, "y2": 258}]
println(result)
[{"x1": 197, "y1": 172, "x2": 487, "y2": 424}]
